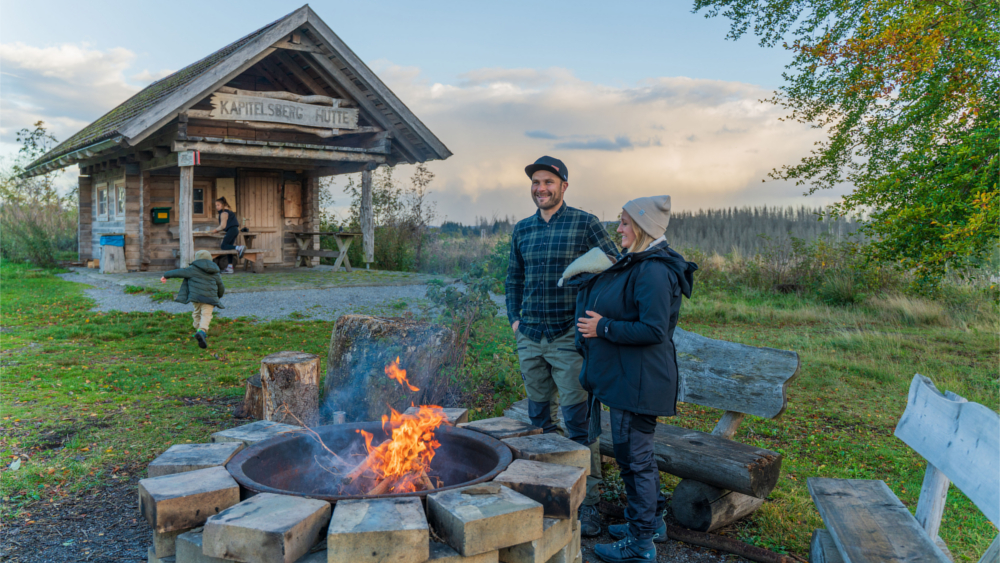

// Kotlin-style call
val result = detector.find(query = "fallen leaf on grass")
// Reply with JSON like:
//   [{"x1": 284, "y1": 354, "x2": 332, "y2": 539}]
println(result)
[{"x1": 9, "y1": 459, "x2": 21, "y2": 470}]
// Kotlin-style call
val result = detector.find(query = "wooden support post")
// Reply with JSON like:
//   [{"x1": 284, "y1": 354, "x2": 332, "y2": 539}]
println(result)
[
  {"x1": 915, "y1": 462, "x2": 950, "y2": 539},
  {"x1": 178, "y1": 164, "x2": 194, "y2": 267},
  {"x1": 78, "y1": 175, "x2": 93, "y2": 261},
  {"x1": 711, "y1": 411, "x2": 745, "y2": 440},
  {"x1": 360, "y1": 166, "x2": 375, "y2": 267},
  {"x1": 260, "y1": 351, "x2": 320, "y2": 427},
  {"x1": 671, "y1": 479, "x2": 765, "y2": 532}
]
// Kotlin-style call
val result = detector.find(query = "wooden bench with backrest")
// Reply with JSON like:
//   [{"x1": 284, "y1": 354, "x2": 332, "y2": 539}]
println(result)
[
  {"x1": 171, "y1": 248, "x2": 267, "y2": 273},
  {"x1": 506, "y1": 326, "x2": 800, "y2": 532},
  {"x1": 808, "y1": 374, "x2": 999, "y2": 563}
]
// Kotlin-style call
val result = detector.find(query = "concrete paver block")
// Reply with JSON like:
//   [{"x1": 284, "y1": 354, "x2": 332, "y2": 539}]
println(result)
[
  {"x1": 292, "y1": 550, "x2": 327, "y2": 563},
  {"x1": 404, "y1": 406, "x2": 469, "y2": 425},
  {"x1": 139, "y1": 466, "x2": 240, "y2": 533},
  {"x1": 499, "y1": 517, "x2": 572, "y2": 563},
  {"x1": 458, "y1": 417, "x2": 542, "y2": 440},
  {"x1": 148, "y1": 443, "x2": 244, "y2": 478},
  {"x1": 430, "y1": 541, "x2": 499, "y2": 562},
  {"x1": 543, "y1": 519, "x2": 580, "y2": 563},
  {"x1": 210, "y1": 420, "x2": 300, "y2": 446},
  {"x1": 493, "y1": 460, "x2": 586, "y2": 519},
  {"x1": 175, "y1": 528, "x2": 228, "y2": 563},
  {"x1": 326, "y1": 497, "x2": 429, "y2": 563},
  {"x1": 202, "y1": 492, "x2": 331, "y2": 563},
  {"x1": 147, "y1": 545, "x2": 176, "y2": 563},
  {"x1": 501, "y1": 434, "x2": 590, "y2": 476},
  {"x1": 427, "y1": 483, "x2": 544, "y2": 556},
  {"x1": 152, "y1": 528, "x2": 184, "y2": 558}
]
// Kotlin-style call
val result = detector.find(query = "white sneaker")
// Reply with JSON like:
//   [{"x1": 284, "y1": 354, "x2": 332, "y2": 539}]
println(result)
[
  {"x1": 236, "y1": 245, "x2": 245, "y2": 259},
  {"x1": 222, "y1": 265, "x2": 234, "y2": 274}
]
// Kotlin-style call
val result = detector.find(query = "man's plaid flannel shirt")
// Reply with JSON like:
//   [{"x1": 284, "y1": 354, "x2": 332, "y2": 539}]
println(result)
[{"x1": 506, "y1": 203, "x2": 619, "y2": 343}]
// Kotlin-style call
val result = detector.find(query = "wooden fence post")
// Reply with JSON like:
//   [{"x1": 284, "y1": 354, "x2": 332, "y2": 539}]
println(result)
[{"x1": 361, "y1": 165, "x2": 375, "y2": 267}]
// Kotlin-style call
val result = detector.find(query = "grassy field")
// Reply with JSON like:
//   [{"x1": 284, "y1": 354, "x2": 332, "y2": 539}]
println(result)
[{"x1": 1, "y1": 260, "x2": 996, "y2": 559}]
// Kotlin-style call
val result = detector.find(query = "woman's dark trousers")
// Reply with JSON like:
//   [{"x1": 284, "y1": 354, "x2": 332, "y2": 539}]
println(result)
[
  {"x1": 610, "y1": 408, "x2": 669, "y2": 540},
  {"x1": 220, "y1": 227, "x2": 239, "y2": 266}
]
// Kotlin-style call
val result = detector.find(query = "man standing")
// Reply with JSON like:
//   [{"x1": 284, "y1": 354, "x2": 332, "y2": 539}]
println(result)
[{"x1": 506, "y1": 156, "x2": 619, "y2": 537}]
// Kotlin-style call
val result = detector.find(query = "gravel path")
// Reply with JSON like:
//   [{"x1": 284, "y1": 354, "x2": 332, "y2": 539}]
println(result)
[{"x1": 58, "y1": 271, "x2": 505, "y2": 322}]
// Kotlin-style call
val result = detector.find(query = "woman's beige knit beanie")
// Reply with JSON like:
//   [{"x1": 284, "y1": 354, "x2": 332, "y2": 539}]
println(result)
[{"x1": 623, "y1": 195, "x2": 671, "y2": 238}]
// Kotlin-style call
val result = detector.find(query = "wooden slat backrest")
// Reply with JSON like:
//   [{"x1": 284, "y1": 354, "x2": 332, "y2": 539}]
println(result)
[
  {"x1": 674, "y1": 328, "x2": 800, "y2": 419},
  {"x1": 894, "y1": 374, "x2": 1000, "y2": 526}
]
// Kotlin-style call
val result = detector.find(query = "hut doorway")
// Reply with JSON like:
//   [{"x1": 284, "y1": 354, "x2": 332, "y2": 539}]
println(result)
[{"x1": 238, "y1": 172, "x2": 283, "y2": 264}]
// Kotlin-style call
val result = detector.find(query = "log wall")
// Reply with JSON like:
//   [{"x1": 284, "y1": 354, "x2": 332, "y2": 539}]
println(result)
[
  {"x1": 90, "y1": 168, "x2": 126, "y2": 261},
  {"x1": 78, "y1": 175, "x2": 93, "y2": 261}
]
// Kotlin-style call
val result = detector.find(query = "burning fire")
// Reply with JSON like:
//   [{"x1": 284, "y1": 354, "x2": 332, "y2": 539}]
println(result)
[
  {"x1": 351, "y1": 405, "x2": 448, "y2": 494},
  {"x1": 385, "y1": 357, "x2": 419, "y2": 391},
  {"x1": 339, "y1": 359, "x2": 445, "y2": 495}
]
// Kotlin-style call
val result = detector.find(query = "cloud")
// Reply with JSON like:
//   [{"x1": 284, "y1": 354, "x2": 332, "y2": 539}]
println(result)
[
  {"x1": 0, "y1": 42, "x2": 170, "y2": 149},
  {"x1": 525, "y1": 130, "x2": 558, "y2": 140},
  {"x1": 371, "y1": 62, "x2": 846, "y2": 221}
]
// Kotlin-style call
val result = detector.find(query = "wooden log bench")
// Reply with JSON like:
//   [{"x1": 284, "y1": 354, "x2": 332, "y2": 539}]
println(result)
[
  {"x1": 809, "y1": 374, "x2": 999, "y2": 563},
  {"x1": 506, "y1": 326, "x2": 799, "y2": 531},
  {"x1": 171, "y1": 248, "x2": 267, "y2": 273}
]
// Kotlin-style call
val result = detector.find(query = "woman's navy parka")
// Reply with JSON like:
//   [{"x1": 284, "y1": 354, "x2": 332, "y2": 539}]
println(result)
[{"x1": 569, "y1": 242, "x2": 696, "y2": 418}]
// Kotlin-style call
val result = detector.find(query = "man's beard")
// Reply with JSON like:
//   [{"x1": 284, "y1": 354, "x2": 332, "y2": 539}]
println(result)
[{"x1": 533, "y1": 189, "x2": 564, "y2": 211}]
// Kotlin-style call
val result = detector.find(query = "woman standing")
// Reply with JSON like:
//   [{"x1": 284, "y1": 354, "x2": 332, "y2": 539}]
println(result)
[
  {"x1": 563, "y1": 195, "x2": 696, "y2": 563},
  {"x1": 212, "y1": 197, "x2": 245, "y2": 274}
]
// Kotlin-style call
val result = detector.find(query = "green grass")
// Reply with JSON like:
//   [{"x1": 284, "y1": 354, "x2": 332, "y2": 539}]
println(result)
[
  {"x1": 1, "y1": 260, "x2": 996, "y2": 559},
  {"x1": 453, "y1": 287, "x2": 998, "y2": 560}
]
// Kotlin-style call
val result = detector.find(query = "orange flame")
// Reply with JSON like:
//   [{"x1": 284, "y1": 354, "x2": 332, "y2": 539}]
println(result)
[
  {"x1": 355, "y1": 405, "x2": 448, "y2": 493},
  {"x1": 385, "y1": 357, "x2": 419, "y2": 392}
]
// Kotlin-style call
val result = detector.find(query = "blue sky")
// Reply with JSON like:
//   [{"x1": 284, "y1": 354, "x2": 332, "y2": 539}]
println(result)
[{"x1": 1, "y1": 1, "x2": 843, "y2": 222}]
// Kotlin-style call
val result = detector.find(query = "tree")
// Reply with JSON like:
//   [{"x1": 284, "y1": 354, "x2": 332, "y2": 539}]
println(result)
[{"x1": 693, "y1": 0, "x2": 999, "y2": 286}]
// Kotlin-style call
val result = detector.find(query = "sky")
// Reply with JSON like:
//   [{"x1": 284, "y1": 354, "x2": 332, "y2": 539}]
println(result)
[{"x1": 0, "y1": 0, "x2": 848, "y2": 224}]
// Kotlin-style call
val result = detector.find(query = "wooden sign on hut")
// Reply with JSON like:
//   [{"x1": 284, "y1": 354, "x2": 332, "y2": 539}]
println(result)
[{"x1": 23, "y1": 5, "x2": 451, "y2": 271}]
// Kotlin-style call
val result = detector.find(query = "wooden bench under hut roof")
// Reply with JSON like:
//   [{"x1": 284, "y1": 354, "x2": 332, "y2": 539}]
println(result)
[{"x1": 24, "y1": 4, "x2": 451, "y2": 272}]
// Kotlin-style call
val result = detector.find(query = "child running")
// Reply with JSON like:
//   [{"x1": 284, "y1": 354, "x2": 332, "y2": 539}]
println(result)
[{"x1": 161, "y1": 249, "x2": 225, "y2": 348}]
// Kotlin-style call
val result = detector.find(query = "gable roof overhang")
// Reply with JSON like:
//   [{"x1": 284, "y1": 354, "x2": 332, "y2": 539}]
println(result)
[{"x1": 25, "y1": 5, "x2": 451, "y2": 177}]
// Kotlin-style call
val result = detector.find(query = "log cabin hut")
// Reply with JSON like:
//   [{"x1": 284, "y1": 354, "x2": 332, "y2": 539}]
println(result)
[{"x1": 24, "y1": 5, "x2": 451, "y2": 272}]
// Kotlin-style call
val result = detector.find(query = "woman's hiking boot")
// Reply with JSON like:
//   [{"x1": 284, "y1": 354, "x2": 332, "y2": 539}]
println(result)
[
  {"x1": 579, "y1": 504, "x2": 603, "y2": 537},
  {"x1": 594, "y1": 533, "x2": 655, "y2": 563},
  {"x1": 607, "y1": 516, "x2": 667, "y2": 543},
  {"x1": 194, "y1": 330, "x2": 208, "y2": 349}
]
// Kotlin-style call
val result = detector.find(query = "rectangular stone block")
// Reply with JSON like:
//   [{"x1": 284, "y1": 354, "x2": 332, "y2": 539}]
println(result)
[
  {"x1": 148, "y1": 443, "x2": 244, "y2": 478},
  {"x1": 458, "y1": 417, "x2": 542, "y2": 440},
  {"x1": 404, "y1": 406, "x2": 469, "y2": 425},
  {"x1": 139, "y1": 466, "x2": 240, "y2": 533},
  {"x1": 202, "y1": 492, "x2": 331, "y2": 563},
  {"x1": 427, "y1": 483, "x2": 544, "y2": 556},
  {"x1": 147, "y1": 545, "x2": 176, "y2": 563},
  {"x1": 292, "y1": 550, "x2": 327, "y2": 563},
  {"x1": 493, "y1": 460, "x2": 586, "y2": 519},
  {"x1": 210, "y1": 420, "x2": 300, "y2": 446},
  {"x1": 544, "y1": 520, "x2": 579, "y2": 563},
  {"x1": 175, "y1": 528, "x2": 228, "y2": 563},
  {"x1": 502, "y1": 434, "x2": 591, "y2": 476},
  {"x1": 430, "y1": 541, "x2": 499, "y2": 563},
  {"x1": 327, "y1": 497, "x2": 429, "y2": 563},
  {"x1": 152, "y1": 528, "x2": 184, "y2": 558},
  {"x1": 499, "y1": 517, "x2": 572, "y2": 563}
]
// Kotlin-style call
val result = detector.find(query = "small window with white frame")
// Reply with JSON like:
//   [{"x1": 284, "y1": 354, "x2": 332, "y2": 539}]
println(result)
[
  {"x1": 97, "y1": 183, "x2": 109, "y2": 220},
  {"x1": 116, "y1": 181, "x2": 126, "y2": 217}
]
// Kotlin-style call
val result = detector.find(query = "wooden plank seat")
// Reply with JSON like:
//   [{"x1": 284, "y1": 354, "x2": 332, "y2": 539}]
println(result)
[
  {"x1": 171, "y1": 248, "x2": 267, "y2": 273},
  {"x1": 505, "y1": 326, "x2": 800, "y2": 532},
  {"x1": 809, "y1": 374, "x2": 1000, "y2": 563}
]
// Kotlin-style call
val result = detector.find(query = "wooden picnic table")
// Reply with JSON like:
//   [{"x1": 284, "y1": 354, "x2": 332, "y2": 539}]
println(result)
[{"x1": 290, "y1": 231, "x2": 361, "y2": 271}]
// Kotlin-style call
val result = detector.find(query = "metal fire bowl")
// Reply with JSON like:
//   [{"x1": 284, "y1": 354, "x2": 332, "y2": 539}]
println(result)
[{"x1": 226, "y1": 421, "x2": 512, "y2": 502}]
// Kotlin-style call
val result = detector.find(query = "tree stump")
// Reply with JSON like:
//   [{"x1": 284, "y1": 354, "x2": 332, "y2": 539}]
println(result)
[
  {"x1": 324, "y1": 315, "x2": 454, "y2": 423},
  {"x1": 237, "y1": 374, "x2": 263, "y2": 419},
  {"x1": 260, "y1": 351, "x2": 320, "y2": 427},
  {"x1": 671, "y1": 479, "x2": 765, "y2": 532}
]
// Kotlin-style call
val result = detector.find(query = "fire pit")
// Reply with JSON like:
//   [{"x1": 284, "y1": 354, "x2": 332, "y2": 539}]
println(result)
[{"x1": 227, "y1": 420, "x2": 512, "y2": 502}]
